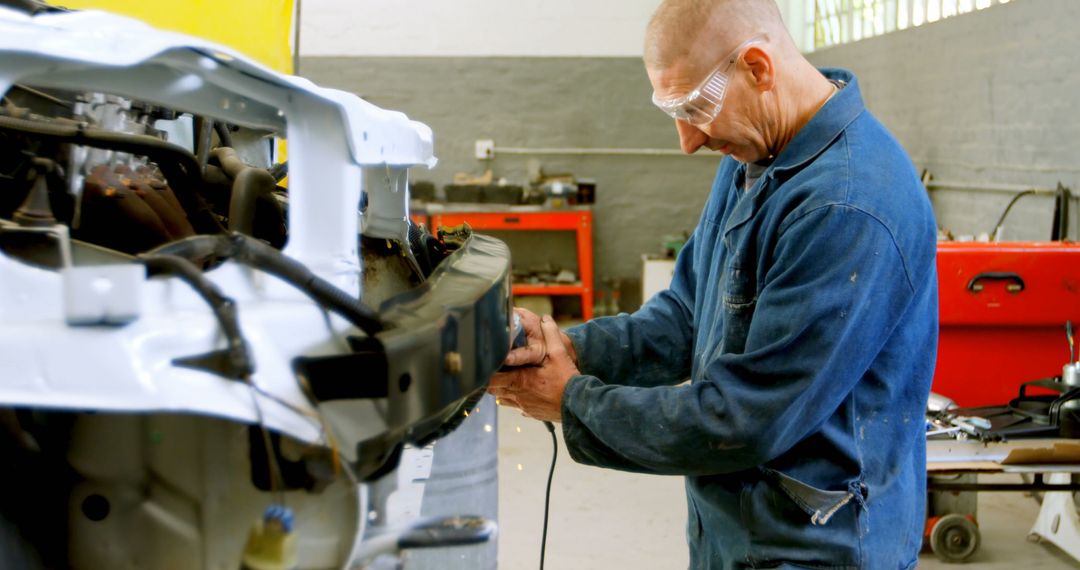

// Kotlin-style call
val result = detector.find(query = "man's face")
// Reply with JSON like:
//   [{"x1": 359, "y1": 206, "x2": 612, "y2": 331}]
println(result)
[{"x1": 647, "y1": 56, "x2": 770, "y2": 163}]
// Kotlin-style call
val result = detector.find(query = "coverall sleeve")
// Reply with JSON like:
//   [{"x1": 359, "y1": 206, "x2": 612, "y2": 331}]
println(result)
[
  {"x1": 563, "y1": 230, "x2": 697, "y2": 388},
  {"x1": 561, "y1": 205, "x2": 917, "y2": 476}
]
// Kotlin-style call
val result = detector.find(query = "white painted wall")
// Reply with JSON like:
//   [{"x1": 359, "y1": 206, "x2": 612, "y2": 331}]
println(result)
[{"x1": 301, "y1": 0, "x2": 800, "y2": 57}]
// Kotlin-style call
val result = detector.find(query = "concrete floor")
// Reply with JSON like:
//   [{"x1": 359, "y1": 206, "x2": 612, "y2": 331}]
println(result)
[
  {"x1": 497, "y1": 408, "x2": 1080, "y2": 569},
  {"x1": 497, "y1": 407, "x2": 688, "y2": 569}
]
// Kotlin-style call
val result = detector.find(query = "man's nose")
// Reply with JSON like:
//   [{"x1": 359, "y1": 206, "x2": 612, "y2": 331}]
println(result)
[{"x1": 675, "y1": 120, "x2": 707, "y2": 154}]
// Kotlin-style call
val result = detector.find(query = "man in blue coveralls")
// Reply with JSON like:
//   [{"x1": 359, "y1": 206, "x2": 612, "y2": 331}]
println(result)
[{"x1": 489, "y1": 0, "x2": 938, "y2": 568}]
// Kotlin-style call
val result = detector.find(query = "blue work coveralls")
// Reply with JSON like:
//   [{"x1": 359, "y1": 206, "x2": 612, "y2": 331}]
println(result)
[{"x1": 562, "y1": 69, "x2": 938, "y2": 569}]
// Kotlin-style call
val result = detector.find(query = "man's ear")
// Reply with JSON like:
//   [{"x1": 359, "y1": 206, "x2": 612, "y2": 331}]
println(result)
[{"x1": 742, "y1": 46, "x2": 774, "y2": 91}]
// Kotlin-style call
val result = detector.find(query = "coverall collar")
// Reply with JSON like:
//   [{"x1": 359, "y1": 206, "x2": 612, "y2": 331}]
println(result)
[
  {"x1": 723, "y1": 68, "x2": 863, "y2": 236},
  {"x1": 770, "y1": 68, "x2": 864, "y2": 174}
]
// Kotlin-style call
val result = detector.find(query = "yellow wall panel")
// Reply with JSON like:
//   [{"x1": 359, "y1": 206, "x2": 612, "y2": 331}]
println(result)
[{"x1": 58, "y1": 0, "x2": 296, "y2": 73}]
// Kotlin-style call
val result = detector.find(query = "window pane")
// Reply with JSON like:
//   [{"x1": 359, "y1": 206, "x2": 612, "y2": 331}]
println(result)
[{"x1": 807, "y1": 0, "x2": 1020, "y2": 52}]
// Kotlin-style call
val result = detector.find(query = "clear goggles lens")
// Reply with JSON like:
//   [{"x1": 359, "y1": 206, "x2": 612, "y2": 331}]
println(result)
[{"x1": 651, "y1": 34, "x2": 767, "y2": 125}]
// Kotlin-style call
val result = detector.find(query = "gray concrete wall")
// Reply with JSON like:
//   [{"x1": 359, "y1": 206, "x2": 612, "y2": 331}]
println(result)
[
  {"x1": 305, "y1": 0, "x2": 1080, "y2": 311},
  {"x1": 301, "y1": 57, "x2": 719, "y2": 310},
  {"x1": 808, "y1": 0, "x2": 1080, "y2": 242}
]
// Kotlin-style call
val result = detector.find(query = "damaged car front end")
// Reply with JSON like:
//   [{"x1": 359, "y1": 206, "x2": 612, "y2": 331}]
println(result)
[{"x1": 0, "y1": 4, "x2": 510, "y2": 568}]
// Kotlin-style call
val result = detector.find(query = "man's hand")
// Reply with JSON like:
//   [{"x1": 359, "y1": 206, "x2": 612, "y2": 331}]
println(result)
[
  {"x1": 489, "y1": 315, "x2": 581, "y2": 422},
  {"x1": 504, "y1": 308, "x2": 577, "y2": 367}
]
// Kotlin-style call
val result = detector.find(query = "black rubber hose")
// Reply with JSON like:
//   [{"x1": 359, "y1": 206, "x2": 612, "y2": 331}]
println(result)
[
  {"x1": 210, "y1": 147, "x2": 248, "y2": 179},
  {"x1": 139, "y1": 253, "x2": 254, "y2": 378},
  {"x1": 213, "y1": 121, "x2": 234, "y2": 149},
  {"x1": 147, "y1": 233, "x2": 384, "y2": 335},
  {"x1": 0, "y1": 114, "x2": 222, "y2": 232},
  {"x1": 228, "y1": 168, "x2": 277, "y2": 236},
  {"x1": 193, "y1": 116, "x2": 213, "y2": 173},
  {"x1": 0, "y1": 0, "x2": 66, "y2": 15},
  {"x1": 210, "y1": 147, "x2": 280, "y2": 237},
  {"x1": 226, "y1": 233, "x2": 384, "y2": 335},
  {"x1": 0, "y1": 115, "x2": 201, "y2": 184},
  {"x1": 144, "y1": 234, "x2": 228, "y2": 262}
]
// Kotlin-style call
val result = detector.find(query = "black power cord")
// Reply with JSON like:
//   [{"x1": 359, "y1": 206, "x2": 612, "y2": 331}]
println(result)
[
  {"x1": 540, "y1": 420, "x2": 557, "y2": 570},
  {"x1": 506, "y1": 320, "x2": 558, "y2": 569}
]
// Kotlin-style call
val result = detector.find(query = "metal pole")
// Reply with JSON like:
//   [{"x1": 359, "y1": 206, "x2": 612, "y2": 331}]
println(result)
[{"x1": 293, "y1": 0, "x2": 301, "y2": 75}]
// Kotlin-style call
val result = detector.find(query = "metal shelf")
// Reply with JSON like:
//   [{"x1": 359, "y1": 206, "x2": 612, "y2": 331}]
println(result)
[{"x1": 424, "y1": 208, "x2": 594, "y2": 320}]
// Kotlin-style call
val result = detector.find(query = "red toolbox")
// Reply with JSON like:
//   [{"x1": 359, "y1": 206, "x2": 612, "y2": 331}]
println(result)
[{"x1": 934, "y1": 242, "x2": 1080, "y2": 407}]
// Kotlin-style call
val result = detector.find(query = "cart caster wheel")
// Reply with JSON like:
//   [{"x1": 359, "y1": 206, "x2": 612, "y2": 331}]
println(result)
[{"x1": 930, "y1": 513, "x2": 980, "y2": 563}]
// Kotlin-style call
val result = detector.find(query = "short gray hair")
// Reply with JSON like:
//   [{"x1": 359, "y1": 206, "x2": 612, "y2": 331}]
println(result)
[{"x1": 644, "y1": 0, "x2": 786, "y2": 71}]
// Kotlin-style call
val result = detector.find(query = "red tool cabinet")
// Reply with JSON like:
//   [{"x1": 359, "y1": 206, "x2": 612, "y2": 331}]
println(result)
[{"x1": 934, "y1": 242, "x2": 1080, "y2": 407}]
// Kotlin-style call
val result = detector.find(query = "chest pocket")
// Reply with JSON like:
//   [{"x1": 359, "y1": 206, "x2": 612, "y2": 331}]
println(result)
[{"x1": 720, "y1": 256, "x2": 756, "y2": 354}]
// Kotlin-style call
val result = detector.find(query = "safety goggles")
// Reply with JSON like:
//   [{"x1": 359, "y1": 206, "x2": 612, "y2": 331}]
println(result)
[{"x1": 651, "y1": 34, "x2": 768, "y2": 125}]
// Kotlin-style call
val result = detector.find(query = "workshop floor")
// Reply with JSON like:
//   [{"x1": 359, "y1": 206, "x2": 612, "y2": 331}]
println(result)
[
  {"x1": 497, "y1": 410, "x2": 1080, "y2": 569},
  {"x1": 495, "y1": 314, "x2": 1079, "y2": 567}
]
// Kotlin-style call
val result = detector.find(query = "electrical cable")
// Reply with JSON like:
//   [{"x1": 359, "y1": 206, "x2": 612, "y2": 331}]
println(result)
[
  {"x1": 141, "y1": 253, "x2": 359, "y2": 505},
  {"x1": 138, "y1": 254, "x2": 283, "y2": 502},
  {"x1": 138, "y1": 253, "x2": 252, "y2": 377},
  {"x1": 291, "y1": 370, "x2": 346, "y2": 478},
  {"x1": 504, "y1": 316, "x2": 558, "y2": 569},
  {"x1": 225, "y1": 232, "x2": 384, "y2": 335},
  {"x1": 540, "y1": 420, "x2": 557, "y2": 570},
  {"x1": 146, "y1": 232, "x2": 384, "y2": 336},
  {"x1": 248, "y1": 382, "x2": 288, "y2": 506},
  {"x1": 250, "y1": 384, "x2": 321, "y2": 426},
  {"x1": 990, "y1": 190, "x2": 1037, "y2": 241},
  {"x1": 144, "y1": 243, "x2": 379, "y2": 487}
]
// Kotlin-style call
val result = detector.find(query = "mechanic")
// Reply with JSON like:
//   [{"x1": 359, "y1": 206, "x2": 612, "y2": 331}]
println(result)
[{"x1": 489, "y1": 0, "x2": 938, "y2": 568}]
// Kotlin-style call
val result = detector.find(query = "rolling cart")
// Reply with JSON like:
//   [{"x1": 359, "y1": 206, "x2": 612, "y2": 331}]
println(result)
[
  {"x1": 927, "y1": 438, "x2": 1080, "y2": 563},
  {"x1": 926, "y1": 240, "x2": 1080, "y2": 562}
]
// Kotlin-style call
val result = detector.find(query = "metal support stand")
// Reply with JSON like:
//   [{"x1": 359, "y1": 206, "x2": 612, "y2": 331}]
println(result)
[{"x1": 1029, "y1": 472, "x2": 1080, "y2": 560}]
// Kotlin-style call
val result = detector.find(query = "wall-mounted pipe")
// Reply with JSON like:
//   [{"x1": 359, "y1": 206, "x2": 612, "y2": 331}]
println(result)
[
  {"x1": 914, "y1": 158, "x2": 1080, "y2": 175},
  {"x1": 492, "y1": 146, "x2": 715, "y2": 158},
  {"x1": 925, "y1": 180, "x2": 1074, "y2": 196}
]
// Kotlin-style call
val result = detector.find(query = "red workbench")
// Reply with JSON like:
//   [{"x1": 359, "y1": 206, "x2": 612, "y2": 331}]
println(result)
[{"x1": 425, "y1": 206, "x2": 594, "y2": 320}]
